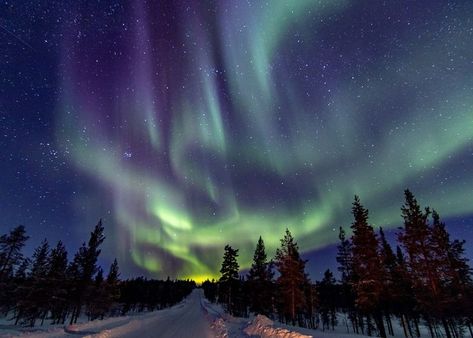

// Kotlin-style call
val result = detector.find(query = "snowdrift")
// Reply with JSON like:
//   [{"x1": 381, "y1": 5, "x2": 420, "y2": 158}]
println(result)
[{"x1": 244, "y1": 315, "x2": 312, "y2": 338}]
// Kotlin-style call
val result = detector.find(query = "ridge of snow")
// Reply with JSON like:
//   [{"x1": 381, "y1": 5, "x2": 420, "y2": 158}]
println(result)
[{"x1": 244, "y1": 315, "x2": 313, "y2": 338}]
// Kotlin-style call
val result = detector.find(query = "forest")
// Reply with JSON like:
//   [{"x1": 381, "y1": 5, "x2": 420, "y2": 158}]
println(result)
[
  {"x1": 203, "y1": 190, "x2": 473, "y2": 338},
  {"x1": 0, "y1": 219, "x2": 194, "y2": 327},
  {"x1": 0, "y1": 189, "x2": 471, "y2": 338}
]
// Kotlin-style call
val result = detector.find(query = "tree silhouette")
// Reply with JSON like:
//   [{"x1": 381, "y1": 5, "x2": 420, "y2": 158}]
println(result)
[
  {"x1": 247, "y1": 236, "x2": 274, "y2": 316},
  {"x1": 274, "y1": 229, "x2": 309, "y2": 326},
  {"x1": 218, "y1": 244, "x2": 239, "y2": 314},
  {"x1": 350, "y1": 196, "x2": 386, "y2": 338}
]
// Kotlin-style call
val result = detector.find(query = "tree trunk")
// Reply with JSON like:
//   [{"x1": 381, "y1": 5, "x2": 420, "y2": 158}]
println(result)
[
  {"x1": 374, "y1": 313, "x2": 387, "y2": 338},
  {"x1": 352, "y1": 313, "x2": 358, "y2": 334},
  {"x1": 414, "y1": 317, "x2": 420, "y2": 337},
  {"x1": 69, "y1": 307, "x2": 75, "y2": 325},
  {"x1": 344, "y1": 314, "x2": 350, "y2": 333},
  {"x1": 407, "y1": 317, "x2": 415, "y2": 338},
  {"x1": 359, "y1": 313, "x2": 365, "y2": 335},
  {"x1": 291, "y1": 285, "x2": 295, "y2": 326},
  {"x1": 442, "y1": 318, "x2": 452, "y2": 338},
  {"x1": 386, "y1": 314, "x2": 394, "y2": 336},
  {"x1": 367, "y1": 315, "x2": 372, "y2": 336},
  {"x1": 466, "y1": 321, "x2": 473, "y2": 338},
  {"x1": 14, "y1": 311, "x2": 21, "y2": 325}
]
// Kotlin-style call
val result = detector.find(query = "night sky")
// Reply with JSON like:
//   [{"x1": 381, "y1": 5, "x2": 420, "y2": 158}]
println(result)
[{"x1": 1, "y1": 1, "x2": 473, "y2": 282}]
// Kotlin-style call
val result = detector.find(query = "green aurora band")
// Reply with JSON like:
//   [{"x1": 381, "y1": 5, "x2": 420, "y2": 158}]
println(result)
[{"x1": 57, "y1": 1, "x2": 473, "y2": 281}]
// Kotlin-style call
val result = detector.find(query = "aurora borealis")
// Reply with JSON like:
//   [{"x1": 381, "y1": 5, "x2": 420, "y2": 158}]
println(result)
[{"x1": 1, "y1": 1, "x2": 473, "y2": 281}]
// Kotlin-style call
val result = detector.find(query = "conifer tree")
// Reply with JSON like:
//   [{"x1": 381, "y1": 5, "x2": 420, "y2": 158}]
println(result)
[
  {"x1": 247, "y1": 236, "x2": 274, "y2": 316},
  {"x1": 431, "y1": 210, "x2": 473, "y2": 333},
  {"x1": 350, "y1": 196, "x2": 386, "y2": 338},
  {"x1": 48, "y1": 241, "x2": 68, "y2": 324},
  {"x1": 17, "y1": 239, "x2": 50, "y2": 326},
  {"x1": 398, "y1": 190, "x2": 447, "y2": 336},
  {"x1": 0, "y1": 226, "x2": 29, "y2": 317},
  {"x1": 107, "y1": 259, "x2": 120, "y2": 284},
  {"x1": 105, "y1": 259, "x2": 121, "y2": 316},
  {"x1": 317, "y1": 269, "x2": 337, "y2": 331},
  {"x1": 274, "y1": 229, "x2": 309, "y2": 326},
  {"x1": 336, "y1": 226, "x2": 353, "y2": 283},
  {"x1": 336, "y1": 226, "x2": 358, "y2": 333},
  {"x1": 86, "y1": 268, "x2": 109, "y2": 320},
  {"x1": 393, "y1": 246, "x2": 418, "y2": 338},
  {"x1": 0, "y1": 225, "x2": 29, "y2": 279},
  {"x1": 378, "y1": 227, "x2": 397, "y2": 336},
  {"x1": 69, "y1": 219, "x2": 105, "y2": 324},
  {"x1": 218, "y1": 245, "x2": 239, "y2": 314}
]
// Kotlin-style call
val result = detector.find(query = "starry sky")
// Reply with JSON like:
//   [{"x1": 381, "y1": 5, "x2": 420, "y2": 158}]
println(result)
[{"x1": 1, "y1": 0, "x2": 473, "y2": 282}]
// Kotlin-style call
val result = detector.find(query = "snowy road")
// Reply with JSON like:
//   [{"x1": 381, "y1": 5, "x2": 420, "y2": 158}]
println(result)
[
  {"x1": 6, "y1": 289, "x2": 383, "y2": 338},
  {"x1": 103, "y1": 289, "x2": 215, "y2": 338},
  {"x1": 9, "y1": 289, "x2": 217, "y2": 338}
]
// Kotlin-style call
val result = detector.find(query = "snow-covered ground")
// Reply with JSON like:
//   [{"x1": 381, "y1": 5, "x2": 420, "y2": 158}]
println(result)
[{"x1": 0, "y1": 289, "x2": 437, "y2": 338}]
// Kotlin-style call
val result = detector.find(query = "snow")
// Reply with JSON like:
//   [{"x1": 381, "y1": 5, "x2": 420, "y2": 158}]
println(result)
[
  {"x1": 244, "y1": 315, "x2": 312, "y2": 338},
  {"x1": 3, "y1": 290, "x2": 215, "y2": 338},
  {"x1": 0, "y1": 289, "x2": 439, "y2": 338}
]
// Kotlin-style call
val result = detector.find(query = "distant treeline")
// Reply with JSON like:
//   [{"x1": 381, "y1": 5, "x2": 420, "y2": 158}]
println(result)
[
  {"x1": 202, "y1": 190, "x2": 473, "y2": 338},
  {"x1": 0, "y1": 220, "x2": 195, "y2": 327}
]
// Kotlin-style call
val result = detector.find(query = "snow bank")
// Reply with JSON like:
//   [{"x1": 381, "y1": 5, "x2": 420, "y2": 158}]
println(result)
[
  {"x1": 244, "y1": 315, "x2": 312, "y2": 338},
  {"x1": 210, "y1": 318, "x2": 228, "y2": 338}
]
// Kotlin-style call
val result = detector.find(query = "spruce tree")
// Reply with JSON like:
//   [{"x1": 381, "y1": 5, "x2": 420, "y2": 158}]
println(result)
[
  {"x1": 218, "y1": 245, "x2": 239, "y2": 314},
  {"x1": 398, "y1": 190, "x2": 447, "y2": 336},
  {"x1": 336, "y1": 226, "x2": 353, "y2": 283},
  {"x1": 105, "y1": 259, "x2": 121, "y2": 316},
  {"x1": 17, "y1": 239, "x2": 50, "y2": 326},
  {"x1": 247, "y1": 236, "x2": 274, "y2": 316},
  {"x1": 0, "y1": 225, "x2": 29, "y2": 281},
  {"x1": 431, "y1": 210, "x2": 473, "y2": 333},
  {"x1": 69, "y1": 219, "x2": 105, "y2": 324},
  {"x1": 317, "y1": 269, "x2": 337, "y2": 331},
  {"x1": 350, "y1": 196, "x2": 386, "y2": 338},
  {"x1": 48, "y1": 241, "x2": 68, "y2": 324},
  {"x1": 274, "y1": 229, "x2": 308, "y2": 326},
  {"x1": 336, "y1": 226, "x2": 357, "y2": 333},
  {"x1": 393, "y1": 246, "x2": 418, "y2": 338},
  {"x1": 86, "y1": 268, "x2": 108, "y2": 320},
  {"x1": 378, "y1": 227, "x2": 397, "y2": 336}
]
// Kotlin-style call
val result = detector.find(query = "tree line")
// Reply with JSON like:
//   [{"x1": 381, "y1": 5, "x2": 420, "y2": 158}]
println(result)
[
  {"x1": 202, "y1": 190, "x2": 473, "y2": 338},
  {"x1": 0, "y1": 219, "x2": 194, "y2": 327}
]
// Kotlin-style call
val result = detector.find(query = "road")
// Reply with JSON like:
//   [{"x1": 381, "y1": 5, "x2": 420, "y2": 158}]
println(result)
[
  {"x1": 105, "y1": 289, "x2": 215, "y2": 338},
  {"x1": 17, "y1": 289, "x2": 218, "y2": 338},
  {"x1": 86, "y1": 289, "x2": 215, "y2": 338}
]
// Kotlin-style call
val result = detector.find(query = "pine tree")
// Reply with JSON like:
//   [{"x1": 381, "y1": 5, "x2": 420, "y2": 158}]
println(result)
[
  {"x1": 107, "y1": 259, "x2": 120, "y2": 284},
  {"x1": 0, "y1": 225, "x2": 30, "y2": 313},
  {"x1": 336, "y1": 226, "x2": 353, "y2": 283},
  {"x1": 69, "y1": 219, "x2": 106, "y2": 324},
  {"x1": 398, "y1": 190, "x2": 446, "y2": 336},
  {"x1": 17, "y1": 239, "x2": 50, "y2": 326},
  {"x1": 317, "y1": 269, "x2": 337, "y2": 331},
  {"x1": 48, "y1": 241, "x2": 68, "y2": 324},
  {"x1": 218, "y1": 245, "x2": 239, "y2": 314},
  {"x1": 378, "y1": 227, "x2": 397, "y2": 336},
  {"x1": 86, "y1": 268, "x2": 109, "y2": 320},
  {"x1": 0, "y1": 225, "x2": 29, "y2": 280},
  {"x1": 350, "y1": 196, "x2": 386, "y2": 338},
  {"x1": 105, "y1": 259, "x2": 121, "y2": 316},
  {"x1": 247, "y1": 236, "x2": 274, "y2": 316},
  {"x1": 431, "y1": 210, "x2": 473, "y2": 333},
  {"x1": 202, "y1": 279, "x2": 218, "y2": 303},
  {"x1": 274, "y1": 229, "x2": 309, "y2": 326},
  {"x1": 336, "y1": 226, "x2": 357, "y2": 333}
]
